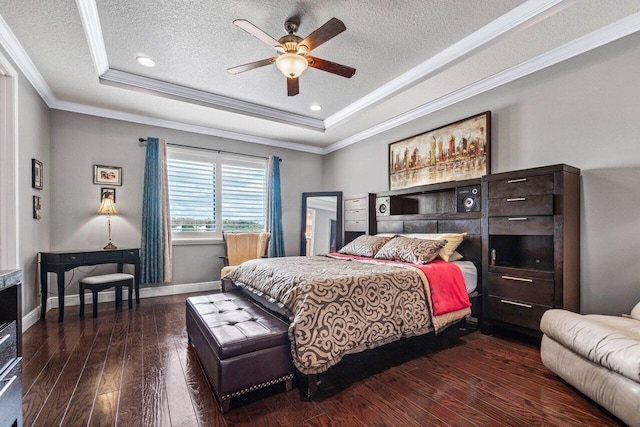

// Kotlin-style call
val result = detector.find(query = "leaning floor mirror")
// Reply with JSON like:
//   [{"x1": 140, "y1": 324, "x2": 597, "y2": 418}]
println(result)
[{"x1": 300, "y1": 192, "x2": 343, "y2": 256}]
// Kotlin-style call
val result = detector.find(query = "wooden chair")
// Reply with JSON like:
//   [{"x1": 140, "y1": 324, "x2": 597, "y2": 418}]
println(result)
[{"x1": 219, "y1": 232, "x2": 271, "y2": 280}]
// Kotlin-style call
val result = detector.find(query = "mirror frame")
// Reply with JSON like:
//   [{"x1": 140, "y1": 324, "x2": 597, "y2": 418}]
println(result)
[{"x1": 300, "y1": 191, "x2": 343, "y2": 256}]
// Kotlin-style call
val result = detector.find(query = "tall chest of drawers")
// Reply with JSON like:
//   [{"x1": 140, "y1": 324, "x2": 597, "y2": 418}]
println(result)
[
  {"x1": 0, "y1": 269, "x2": 22, "y2": 427},
  {"x1": 343, "y1": 193, "x2": 376, "y2": 245},
  {"x1": 481, "y1": 165, "x2": 580, "y2": 335}
]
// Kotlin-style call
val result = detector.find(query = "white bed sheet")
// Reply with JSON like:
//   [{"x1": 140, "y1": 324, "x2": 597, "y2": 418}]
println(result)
[{"x1": 452, "y1": 261, "x2": 478, "y2": 294}]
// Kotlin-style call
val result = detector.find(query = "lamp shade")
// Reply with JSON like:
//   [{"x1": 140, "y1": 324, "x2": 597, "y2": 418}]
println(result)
[
  {"x1": 275, "y1": 53, "x2": 308, "y2": 78},
  {"x1": 97, "y1": 197, "x2": 118, "y2": 215}
]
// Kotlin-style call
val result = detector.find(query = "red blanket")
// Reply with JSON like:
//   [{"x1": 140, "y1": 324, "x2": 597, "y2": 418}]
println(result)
[{"x1": 328, "y1": 253, "x2": 471, "y2": 316}]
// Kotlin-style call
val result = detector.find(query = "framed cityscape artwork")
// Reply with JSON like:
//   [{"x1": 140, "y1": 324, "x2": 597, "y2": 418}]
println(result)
[{"x1": 389, "y1": 111, "x2": 491, "y2": 190}]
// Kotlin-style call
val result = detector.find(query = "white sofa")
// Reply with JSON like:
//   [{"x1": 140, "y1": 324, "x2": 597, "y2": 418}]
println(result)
[{"x1": 540, "y1": 303, "x2": 640, "y2": 427}]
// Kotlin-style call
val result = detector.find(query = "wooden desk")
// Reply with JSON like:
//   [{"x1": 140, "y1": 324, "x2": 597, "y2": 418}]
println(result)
[{"x1": 40, "y1": 248, "x2": 140, "y2": 322}]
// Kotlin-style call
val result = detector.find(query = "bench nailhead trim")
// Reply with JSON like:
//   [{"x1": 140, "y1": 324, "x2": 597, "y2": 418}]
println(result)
[{"x1": 221, "y1": 373, "x2": 294, "y2": 400}]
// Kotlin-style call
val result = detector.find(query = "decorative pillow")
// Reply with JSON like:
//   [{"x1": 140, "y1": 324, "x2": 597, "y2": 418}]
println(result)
[
  {"x1": 377, "y1": 233, "x2": 467, "y2": 262},
  {"x1": 338, "y1": 235, "x2": 393, "y2": 258},
  {"x1": 448, "y1": 251, "x2": 464, "y2": 262},
  {"x1": 374, "y1": 236, "x2": 446, "y2": 264}
]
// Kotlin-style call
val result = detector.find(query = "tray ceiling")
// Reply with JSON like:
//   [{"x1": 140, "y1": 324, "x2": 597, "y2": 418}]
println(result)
[{"x1": 0, "y1": 0, "x2": 639, "y2": 153}]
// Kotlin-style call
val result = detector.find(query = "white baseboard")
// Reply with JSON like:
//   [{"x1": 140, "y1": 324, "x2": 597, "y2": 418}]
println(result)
[
  {"x1": 22, "y1": 280, "x2": 220, "y2": 332},
  {"x1": 22, "y1": 305, "x2": 42, "y2": 332}
]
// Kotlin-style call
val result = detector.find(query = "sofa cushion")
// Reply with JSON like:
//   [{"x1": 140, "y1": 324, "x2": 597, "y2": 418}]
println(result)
[
  {"x1": 631, "y1": 301, "x2": 640, "y2": 321},
  {"x1": 540, "y1": 309, "x2": 640, "y2": 384}
]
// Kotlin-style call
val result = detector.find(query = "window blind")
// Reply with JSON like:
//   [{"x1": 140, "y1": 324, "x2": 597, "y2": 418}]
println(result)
[
  {"x1": 221, "y1": 163, "x2": 266, "y2": 232},
  {"x1": 166, "y1": 147, "x2": 267, "y2": 237},
  {"x1": 167, "y1": 158, "x2": 215, "y2": 232}
]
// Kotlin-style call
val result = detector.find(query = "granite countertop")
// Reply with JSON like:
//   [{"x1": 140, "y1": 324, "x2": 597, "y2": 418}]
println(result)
[{"x1": 0, "y1": 270, "x2": 21, "y2": 289}]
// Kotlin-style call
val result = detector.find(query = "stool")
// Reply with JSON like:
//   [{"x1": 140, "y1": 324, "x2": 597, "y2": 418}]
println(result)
[
  {"x1": 186, "y1": 293, "x2": 293, "y2": 413},
  {"x1": 79, "y1": 273, "x2": 134, "y2": 318}
]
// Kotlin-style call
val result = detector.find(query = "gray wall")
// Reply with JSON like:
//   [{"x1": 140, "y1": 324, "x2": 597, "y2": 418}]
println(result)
[
  {"x1": 324, "y1": 32, "x2": 640, "y2": 315},
  {"x1": 0, "y1": 46, "x2": 52, "y2": 317},
  {"x1": 49, "y1": 111, "x2": 324, "y2": 297}
]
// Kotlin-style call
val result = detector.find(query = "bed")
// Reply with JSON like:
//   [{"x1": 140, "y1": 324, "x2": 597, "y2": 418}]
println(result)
[{"x1": 224, "y1": 232, "x2": 482, "y2": 397}]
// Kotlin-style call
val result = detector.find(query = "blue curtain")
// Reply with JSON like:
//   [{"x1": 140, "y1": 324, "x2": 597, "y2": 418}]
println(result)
[
  {"x1": 269, "y1": 156, "x2": 285, "y2": 257},
  {"x1": 141, "y1": 137, "x2": 164, "y2": 283}
]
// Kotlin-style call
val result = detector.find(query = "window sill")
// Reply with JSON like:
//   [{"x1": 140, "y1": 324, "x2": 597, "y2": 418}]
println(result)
[{"x1": 171, "y1": 238, "x2": 223, "y2": 246}]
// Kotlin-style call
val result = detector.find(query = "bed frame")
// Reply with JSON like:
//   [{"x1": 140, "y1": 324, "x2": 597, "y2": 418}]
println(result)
[{"x1": 228, "y1": 231, "x2": 482, "y2": 399}]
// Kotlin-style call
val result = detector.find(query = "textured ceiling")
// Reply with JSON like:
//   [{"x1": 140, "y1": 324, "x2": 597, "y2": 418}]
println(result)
[{"x1": 0, "y1": 0, "x2": 639, "y2": 151}]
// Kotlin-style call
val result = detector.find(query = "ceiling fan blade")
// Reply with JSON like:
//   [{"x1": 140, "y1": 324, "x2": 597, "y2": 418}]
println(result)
[
  {"x1": 287, "y1": 77, "x2": 299, "y2": 96},
  {"x1": 227, "y1": 57, "x2": 276, "y2": 74},
  {"x1": 300, "y1": 18, "x2": 346, "y2": 52},
  {"x1": 308, "y1": 56, "x2": 356, "y2": 78},
  {"x1": 233, "y1": 19, "x2": 283, "y2": 49}
]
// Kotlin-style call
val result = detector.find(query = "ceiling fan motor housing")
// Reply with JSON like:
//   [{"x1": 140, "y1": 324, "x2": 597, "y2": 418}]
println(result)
[{"x1": 277, "y1": 34, "x2": 308, "y2": 55}]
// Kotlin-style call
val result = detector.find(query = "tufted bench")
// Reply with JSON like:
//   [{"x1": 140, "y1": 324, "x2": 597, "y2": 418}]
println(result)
[{"x1": 186, "y1": 293, "x2": 293, "y2": 413}]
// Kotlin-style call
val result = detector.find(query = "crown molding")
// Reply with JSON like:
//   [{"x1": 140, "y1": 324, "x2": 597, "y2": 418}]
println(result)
[
  {"x1": 77, "y1": 0, "x2": 324, "y2": 131},
  {"x1": 51, "y1": 99, "x2": 324, "y2": 154},
  {"x1": 323, "y1": 12, "x2": 640, "y2": 154},
  {"x1": 0, "y1": 14, "x2": 56, "y2": 106},
  {"x1": 75, "y1": 0, "x2": 109, "y2": 75},
  {"x1": 99, "y1": 69, "x2": 325, "y2": 131},
  {"x1": 323, "y1": 0, "x2": 564, "y2": 130}
]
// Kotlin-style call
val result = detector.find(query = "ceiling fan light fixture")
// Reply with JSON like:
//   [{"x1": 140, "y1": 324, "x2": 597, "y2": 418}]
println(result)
[{"x1": 276, "y1": 53, "x2": 308, "y2": 78}]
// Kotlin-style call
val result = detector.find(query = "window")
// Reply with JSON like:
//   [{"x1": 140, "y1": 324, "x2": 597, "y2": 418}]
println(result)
[{"x1": 167, "y1": 146, "x2": 267, "y2": 240}]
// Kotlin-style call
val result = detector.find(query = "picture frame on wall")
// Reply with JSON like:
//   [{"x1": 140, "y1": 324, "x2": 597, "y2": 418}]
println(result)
[
  {"x1": 100, "y1": 187, "x2": 116, "y2": 202},
  {"x1": 32, "y1": 158, "x2": 43, "y2": 190},
  {"x1": 94, "y1": 164, "x2": 122, "y2": 186},
  {"x1": 33, "y1": 195, "x2": 41, "y2": 219},
  {"x1": 388, "y1": 111, "x2": 491, "y2": 190}
]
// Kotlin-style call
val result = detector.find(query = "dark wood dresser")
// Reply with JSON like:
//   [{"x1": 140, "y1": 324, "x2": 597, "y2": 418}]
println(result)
[
  {"x1": 481, "y1": 164, "x2": 580, "y2": 336},
  {"x1": 0, "y1": 269, "x2": 22, "y2": 427}
]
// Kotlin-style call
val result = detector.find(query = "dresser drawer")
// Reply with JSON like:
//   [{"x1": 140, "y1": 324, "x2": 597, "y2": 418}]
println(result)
[
  {"x1": 488, "y1": 195, "x2": 553, "y2": 217},
  {"x1": 345, "y1": 220, "x2": 367, "y2": 232},
  {"x1": 0, "y1": 359, "x2": 22, "y2": 427},
  {"x1": 344, "y1": 209, "x2": 368, "y2": 221},
  {"x1": 489, "y1": 216, "x2": 553, "y2": 235},
  {"x1": 0, "y1": 321, "x2": 17, "y2": 374},
  {"x1": 488, "y1": 174, "x2": 553, "y2": 199},
  {"x1": 91, "y1": 250, "x2": 125, "y2": 263},
  {"x1": 58, "y1": 253, "x2": 86, "y2": 263},
  {"x1": 344, "y1": 197, "x2": 368, "y2": 211},
  {"x1": 486, "y1": 273, "x2": 554, "y2": 306},
  {"x1": 485, "y1": 296, "x2": 548, "y2": 330}
]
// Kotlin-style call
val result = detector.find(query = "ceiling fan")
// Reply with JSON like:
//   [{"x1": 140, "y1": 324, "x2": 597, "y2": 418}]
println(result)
[{"x1": 227, "y1": 17, "x2": 356, "y2": 96}]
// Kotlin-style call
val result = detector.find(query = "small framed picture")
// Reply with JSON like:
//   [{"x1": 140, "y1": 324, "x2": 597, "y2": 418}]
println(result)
[
  {"x1": 32, "y1": 159, "x2": 43, "y2": 190},
  {"x1": 94, "y1": 165, "x2": 122, "y2": 186},
  {"x1": 101, "y1": 187, "x2": 116, "y2": 202},
  {"x1": 33, "y1": 195, "x2": 41, "y2": 219}
]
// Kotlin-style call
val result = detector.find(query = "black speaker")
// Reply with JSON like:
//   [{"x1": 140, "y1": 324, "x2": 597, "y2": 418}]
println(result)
[
  {"x1": 375, "y1": 197, "x2": 391, "y2": 216},
  {"x1": 456, "y1": 185, "x2": 481, "y2": 212}
]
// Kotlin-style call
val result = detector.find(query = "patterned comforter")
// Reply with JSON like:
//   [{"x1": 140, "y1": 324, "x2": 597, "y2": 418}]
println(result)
[{"x1": 226, "y1": 255, "x2": 471, "y2": 374}]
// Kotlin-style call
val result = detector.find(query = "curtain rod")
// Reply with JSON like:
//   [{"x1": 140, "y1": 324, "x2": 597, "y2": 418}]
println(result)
[{"x1": 137, "y1": 138, "x2": 282, "y2": 162}]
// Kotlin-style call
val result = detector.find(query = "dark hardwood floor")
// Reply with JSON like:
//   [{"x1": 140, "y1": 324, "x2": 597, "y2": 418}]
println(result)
[{"x1": 22, "y1": 292, "x2": 622, "y2": 426}]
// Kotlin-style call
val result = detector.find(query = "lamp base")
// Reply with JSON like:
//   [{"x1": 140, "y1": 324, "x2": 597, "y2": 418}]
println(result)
[{"x1": 104, "y1": 242, "x2": 118, "y2": 250}]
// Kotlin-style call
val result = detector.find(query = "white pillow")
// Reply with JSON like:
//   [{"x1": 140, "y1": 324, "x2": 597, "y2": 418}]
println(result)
[{"x1": 377, "y1": 232, "x2": 467, "y2": 262}]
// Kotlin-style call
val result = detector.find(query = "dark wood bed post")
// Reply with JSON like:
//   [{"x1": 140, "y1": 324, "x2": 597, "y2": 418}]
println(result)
[{"x1": 300, "y1": 373, "x2": 320, "y2": 400}]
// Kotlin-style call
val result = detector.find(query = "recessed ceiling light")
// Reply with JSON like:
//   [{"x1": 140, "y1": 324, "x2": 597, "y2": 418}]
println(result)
[
  {"x1": 136, "y1": 56, "x2": 156, "y2": 67},
  {"x1": 310, "y1": 104, "x2": 322, "y2": 111}
]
